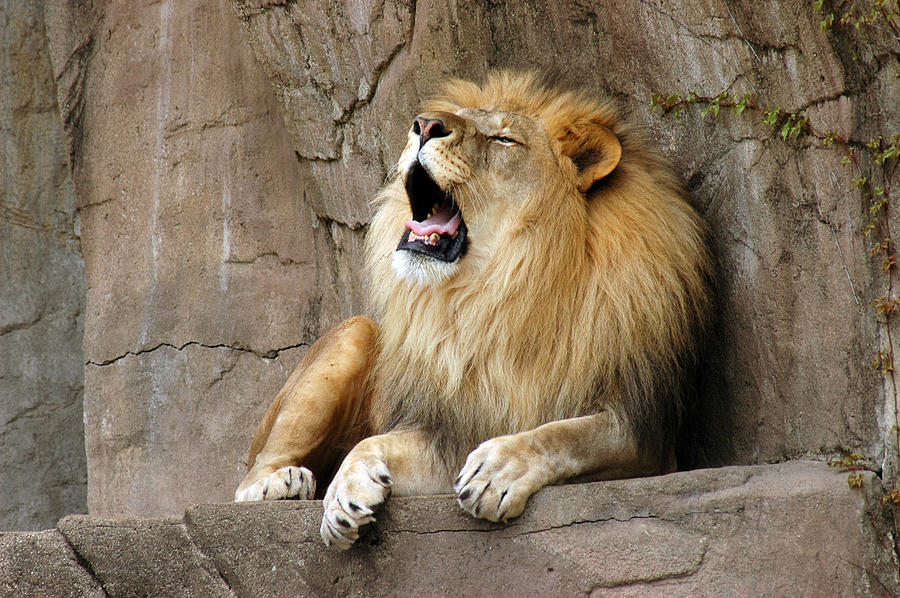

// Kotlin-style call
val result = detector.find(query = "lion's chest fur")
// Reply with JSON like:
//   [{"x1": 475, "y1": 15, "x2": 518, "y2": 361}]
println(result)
[{"x1": 368, "y1": 251, "x2": 603, "y2": 464}]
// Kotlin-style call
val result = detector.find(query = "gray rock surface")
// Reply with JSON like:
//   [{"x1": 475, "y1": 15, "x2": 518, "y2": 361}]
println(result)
[
  {"x1": 2, "y1": 463, "x2": 898, "y2": 597},
  {"x1": 0, "y1": 0, "x2": 87, "y2": 529},
  {"x1": 4, "y1": 3, "x2": 897, "y2": 592},
  {"x1": 31, "y1": 0, "x2": 900, "y2": 520},
  {"x1": 0, "y1": 531, "x2": 103, "y2": 597},
  {"x1": 233, "y1": 0, "x2": 896, "y2": 478},
  {"x1": 58, "y1": 516, "x2": 231, "y2": 598},
  {"x1": 43, "y1": 0, "x2": 366, "y2": 517}
]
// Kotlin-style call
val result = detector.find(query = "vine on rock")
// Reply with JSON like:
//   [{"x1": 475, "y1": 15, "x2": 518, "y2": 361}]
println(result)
[
  {"x1": 829, "y1": 453, "x2": 867, "y2": 487},
  {"x1": 651, "y1": 1, "x2": 900, "y2": 490}
]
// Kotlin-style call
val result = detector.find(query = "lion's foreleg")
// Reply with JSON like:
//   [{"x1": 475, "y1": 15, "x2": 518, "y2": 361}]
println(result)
[
  {"x1": 455, "y1": 410, "x2": 644, "y2": 522},
  {"x1": 320, "y1": 429, "x2": 450, "y2": 549},
  {"x1": 234, "y1": 316, "x2": 377, "y2": 502}
]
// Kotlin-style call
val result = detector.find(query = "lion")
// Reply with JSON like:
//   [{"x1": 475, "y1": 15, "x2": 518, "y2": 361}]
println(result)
[{"x1": 234, "y1": 71, "x2": 713, "y2": 550}]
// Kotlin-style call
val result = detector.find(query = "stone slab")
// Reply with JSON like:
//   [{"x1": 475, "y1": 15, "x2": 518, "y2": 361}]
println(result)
[
  {"x1": 58, "y1": 515, "x2": 232, "y2": 598},
  {"x1": 0, "y1": 463, "x2": 895, "y2": 597},
  {"x1": 183, "y1": 462, "x2": 899, "y2": 597},
  {"x1": 43, "y1": 0, "x2": 363, "y2": 518},
  {"x1": 0, "y1": 530, "x2": 103, "y2": 598}
]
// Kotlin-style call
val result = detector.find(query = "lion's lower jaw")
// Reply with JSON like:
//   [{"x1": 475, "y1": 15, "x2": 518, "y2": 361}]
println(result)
[{"x1": 391, "y1": 250, "x2": 459, "y2": 286}]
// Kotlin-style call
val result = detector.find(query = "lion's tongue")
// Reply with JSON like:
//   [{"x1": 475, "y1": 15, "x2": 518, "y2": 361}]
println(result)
[{"x1": 405, "y1": 207, "x2": 461, "y2": 237}]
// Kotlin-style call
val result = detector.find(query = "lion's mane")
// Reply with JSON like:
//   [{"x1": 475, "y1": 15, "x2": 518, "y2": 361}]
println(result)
[{"x1": 365, "y1": 72, "x2": 713, "y2": 471}]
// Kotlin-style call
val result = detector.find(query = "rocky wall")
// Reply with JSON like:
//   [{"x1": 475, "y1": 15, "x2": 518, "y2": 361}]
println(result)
[
  {"x1": 43, "y1": 0, "x2": 368, "y2": 518},
  {"x1": 0, "y1": 0, "x2": 86, "y2": 530},
  {"x1": 233, "y1": 0, "x2": 896, "y2": 476},
  {"x1": 33, "y1": 0, "x2": 900, "y2": 518}
]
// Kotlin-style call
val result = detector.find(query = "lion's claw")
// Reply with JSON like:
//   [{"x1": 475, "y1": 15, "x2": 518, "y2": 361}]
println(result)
[
  {"x1": 234, "y1": 465, "x2": 316, "y2": 502},
  {"x1": 320, "y1": 450, "x2": 392, "y2": 549},
  {"x1": 454, "y1": 435, "x2": 543, "y2": 523}
]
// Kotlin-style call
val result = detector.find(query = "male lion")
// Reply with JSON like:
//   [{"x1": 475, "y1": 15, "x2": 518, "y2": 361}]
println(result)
[{"x1": 234, "y1": 71, "x2": 713, "y2": 549}]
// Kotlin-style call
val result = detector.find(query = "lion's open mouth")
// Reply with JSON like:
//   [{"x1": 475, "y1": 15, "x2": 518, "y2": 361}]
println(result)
[{"x1": 397, "y1": 161, "x2": 468, "y2": 263}]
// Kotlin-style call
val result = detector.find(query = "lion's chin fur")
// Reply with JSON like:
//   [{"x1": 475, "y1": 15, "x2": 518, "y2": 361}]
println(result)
[{"x1": 390, "y1": 250, "x2": 460, "y2": 286}]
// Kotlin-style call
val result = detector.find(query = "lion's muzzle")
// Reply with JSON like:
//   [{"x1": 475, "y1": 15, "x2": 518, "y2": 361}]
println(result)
[{"x1": 398, "y1": 114, "x2": 469, "y2": 263}]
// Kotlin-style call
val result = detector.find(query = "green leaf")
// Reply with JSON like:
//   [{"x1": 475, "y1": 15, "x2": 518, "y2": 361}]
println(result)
[
  {"x1": 790, "y1": 116, "x2": 808, "y2": 139},
  {"x1": 780, "y1": 114, "x2": 796, "y2": 141}
]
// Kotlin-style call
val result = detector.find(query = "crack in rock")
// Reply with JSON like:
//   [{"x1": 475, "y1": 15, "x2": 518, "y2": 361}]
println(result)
[
  {"x1": 313, "y1": 212, "x2": 369, "y2": 232},
  {"x1": 224, "y1": 250, "x2": 308, "y2": 266},
  {"x1": 0, "y1": 312, "x2": 46, "y2": 337},
  {"x1": 0, "y1": 202, "x2": 80, "y2": 242},
  {"x1": 179, "y1": 518, "x2": 239, "y2": 598},
  {"x1": 386, "y1": 509, "x2": 736, "y2": 538},
  {"x1": 85, "y1": 340, "x2": 309, "y2": 367},
  {"x1": 586, "y1": 545, "x2": 708, "y2": 593}
]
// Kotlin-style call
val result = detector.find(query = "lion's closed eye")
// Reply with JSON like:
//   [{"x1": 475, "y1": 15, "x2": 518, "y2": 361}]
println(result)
[{"x1": 489, "y1": 135, "x2": 520, "y2": 146}]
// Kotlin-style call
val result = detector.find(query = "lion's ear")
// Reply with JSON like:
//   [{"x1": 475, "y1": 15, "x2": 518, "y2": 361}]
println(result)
[{"x1": 560, "y1": 124, "x2": 622, "y2": 193}]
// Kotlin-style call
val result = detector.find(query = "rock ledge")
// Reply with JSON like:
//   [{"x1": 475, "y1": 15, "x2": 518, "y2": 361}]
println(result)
[{"x1": 2, "y1": 461, "x2": 898, "y2": 597}]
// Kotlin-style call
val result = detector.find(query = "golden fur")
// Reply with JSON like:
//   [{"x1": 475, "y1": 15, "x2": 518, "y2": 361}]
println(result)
[
  {"x1": 235, "y1": 72, "x2": 713, "y2": 548},
  {"x1": 367, "y1": 71, "x2": 712, "y2": 469}
]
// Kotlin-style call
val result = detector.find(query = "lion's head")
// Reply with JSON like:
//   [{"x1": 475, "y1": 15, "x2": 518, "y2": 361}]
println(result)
[
  {"x1": 366, "y1": 72, "x2": 712, "y2": 469},
  {"x1": 380, "y1": 73, "x2": 623, "y2": 287}
]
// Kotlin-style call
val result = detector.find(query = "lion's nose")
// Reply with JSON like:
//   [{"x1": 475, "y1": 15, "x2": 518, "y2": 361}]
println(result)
[{"x1": 413, "y1": 116, "x2": 449, "y2": 147}]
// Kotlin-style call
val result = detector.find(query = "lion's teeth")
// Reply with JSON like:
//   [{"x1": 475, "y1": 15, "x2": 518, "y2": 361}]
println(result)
[{"x1": 408, "y1": 231, "x2": 443, "y2": 245}]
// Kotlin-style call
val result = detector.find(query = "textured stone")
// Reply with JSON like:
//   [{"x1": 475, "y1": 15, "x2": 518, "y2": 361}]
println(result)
[
  {"x1": 43, "y1": 0, "x2": 367, "y2": 517},
  {"x1": 84, "y1": 344, "x2": 307, "y2": 517},
  {"x1": 183, "y1": 462, "x2": 899, "y2": 597},
  {"x1": 0, "y1": 0, "x2": 86, "y2": 530},
  {"x1": 34, "y1": 0, "x2": 899, "y2": 519},
  {"x1": 0, "y1": 463, "x2": 895, "y2": 597},
  {"x1": 58, "y1": 515, "x2": 231, "y2": 598},
  {"x1": 0, "y1": 531, "x2": 103, "y2": 598},
  {"x1": 233, "y1": 0, "x2": 895, "y2": 477}
]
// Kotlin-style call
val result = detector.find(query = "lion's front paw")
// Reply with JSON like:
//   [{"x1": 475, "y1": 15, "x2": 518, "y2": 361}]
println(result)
[
  {"x1": 320, "y1": 451, "x2": 393, "y2": 550},
  {"x1": 234, "y1": 465, "x2": 316, "y2": 502},
  {"x1": 454, "y1": 435, "x2": 547, "y2": 523}
]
